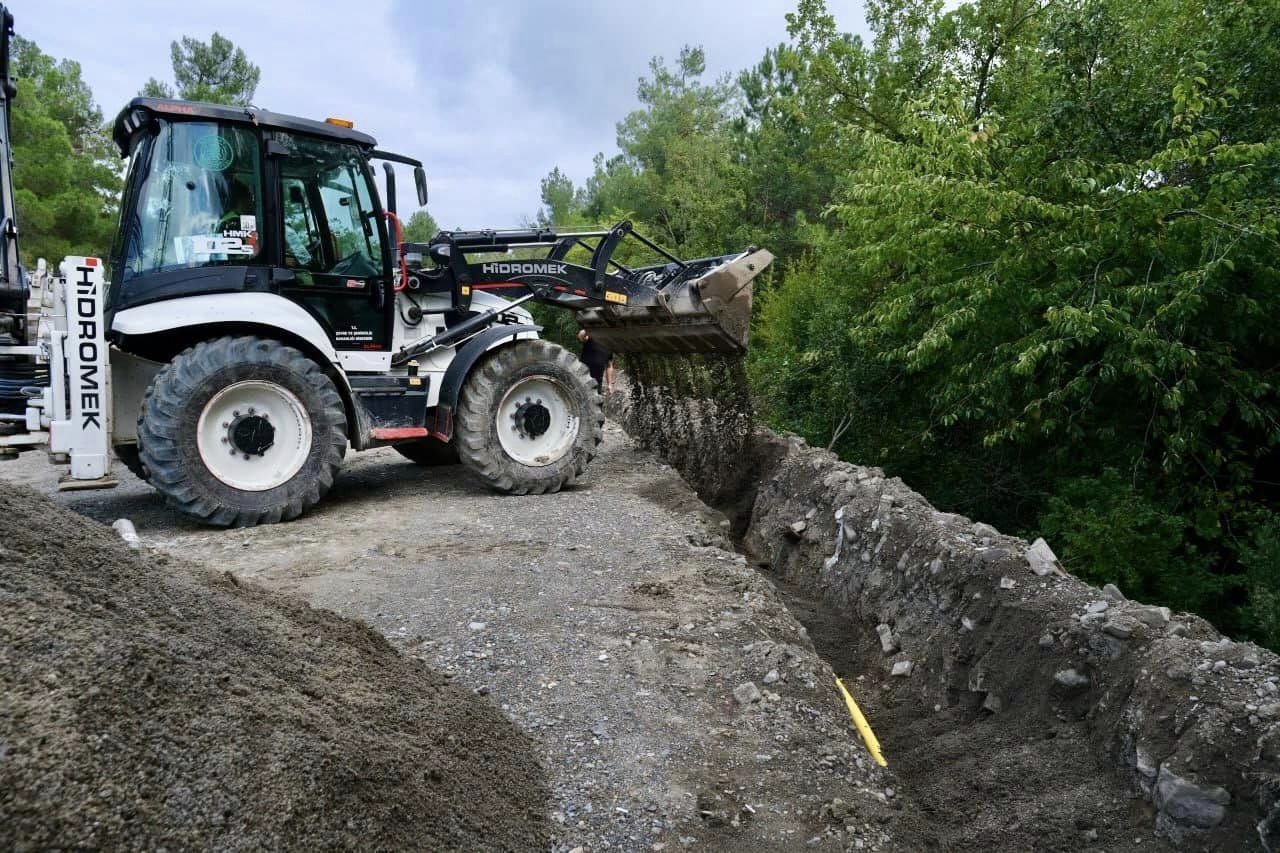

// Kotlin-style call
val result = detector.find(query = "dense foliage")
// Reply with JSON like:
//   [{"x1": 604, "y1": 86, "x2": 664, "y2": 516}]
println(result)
[
  {"x1": 10, "y1": 37, "x2": 119, "y2": 266},
  {"x1": 535, "y1": 0, "x2": 1280, "y2": 647}
]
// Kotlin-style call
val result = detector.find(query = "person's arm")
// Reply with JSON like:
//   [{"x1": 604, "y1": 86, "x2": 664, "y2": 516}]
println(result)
[{"x1": 605, "y1": 360, "x2": 615, "y2": 393}]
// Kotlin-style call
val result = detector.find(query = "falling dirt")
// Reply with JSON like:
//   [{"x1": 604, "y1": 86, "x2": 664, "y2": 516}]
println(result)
[
  {"x1": 625, "y1": 353, "x2": 760, "y2": 524},
  {"x1": 0, "y1": 485, "x2": 552, "y2": 851}
]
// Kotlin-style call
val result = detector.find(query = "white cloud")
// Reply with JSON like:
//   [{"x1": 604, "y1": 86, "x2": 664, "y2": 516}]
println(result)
[{"x1": 18, "y1": 0, "x2": 869, "y2": 226}]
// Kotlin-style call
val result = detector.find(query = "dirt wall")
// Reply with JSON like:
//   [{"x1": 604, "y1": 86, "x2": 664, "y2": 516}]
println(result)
[{"x1": 610, "y1": 378, "x2": 1280, "y2": 850}]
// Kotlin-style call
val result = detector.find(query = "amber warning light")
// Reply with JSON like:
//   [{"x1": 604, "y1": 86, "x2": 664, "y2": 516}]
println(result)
[{"x1": 325, "y1": 117, "x2": 355, "y2": 128}]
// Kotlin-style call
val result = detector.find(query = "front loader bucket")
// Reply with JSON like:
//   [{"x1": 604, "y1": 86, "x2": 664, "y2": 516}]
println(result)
[{"x1": 577, "y1": 249, "x2": 773, "y2": 355}]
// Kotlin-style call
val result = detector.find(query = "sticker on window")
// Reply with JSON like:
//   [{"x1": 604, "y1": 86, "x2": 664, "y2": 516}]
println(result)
[
  {"x1": 193, "y1": 135, "x2": 234, "y2": 171},
  {"x1": 173, "y1": 235, "x2": 256, "y2": 260}
]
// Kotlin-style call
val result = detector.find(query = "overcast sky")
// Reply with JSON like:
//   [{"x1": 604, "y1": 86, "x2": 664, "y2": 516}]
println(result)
[{"x1": 20, "y1": 0, "x2": 869, "y2": 227}]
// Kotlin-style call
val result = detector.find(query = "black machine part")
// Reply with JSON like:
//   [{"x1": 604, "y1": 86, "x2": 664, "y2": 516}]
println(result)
[
  {"x1": 0, "y1": 5, "x2": 25, "y2": 345},
  {"x1": 394, "y1": 220, "x2": 772, "y2": 364}
]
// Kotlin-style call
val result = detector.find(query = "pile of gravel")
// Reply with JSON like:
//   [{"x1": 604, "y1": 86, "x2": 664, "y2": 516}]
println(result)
[{"x1": 0, "y1": 484, "x2": 551, "y2": 850}]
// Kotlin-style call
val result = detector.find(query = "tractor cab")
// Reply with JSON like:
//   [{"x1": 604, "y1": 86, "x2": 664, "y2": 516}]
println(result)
[{"x1": 109, "y1": 99, "x2": 426, "y2": 355}]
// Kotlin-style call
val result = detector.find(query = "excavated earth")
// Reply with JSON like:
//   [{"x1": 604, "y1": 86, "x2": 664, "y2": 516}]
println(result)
[
  {"x1": 617, "y1": 361, "x2": 1280, "y2": 853},
  {"x1": 0, "y1": 484, "x2": 552, "y2": 851},
  {"x1": 4, "y1": 426, "x2": 904, "y2": 851}
]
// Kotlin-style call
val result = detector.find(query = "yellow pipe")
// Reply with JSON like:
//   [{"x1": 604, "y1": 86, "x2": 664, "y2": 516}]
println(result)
[{"x1": 835, "y1": 676, "x2": 888, "y2": 768}]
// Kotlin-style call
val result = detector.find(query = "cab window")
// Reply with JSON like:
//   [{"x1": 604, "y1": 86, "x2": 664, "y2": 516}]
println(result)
[
  {"x1": 117, "y1": 121, "x2": 262, "y2": 280},
  {"x1": 277, "y1": 134, "x2": 384, "y2": 287}
]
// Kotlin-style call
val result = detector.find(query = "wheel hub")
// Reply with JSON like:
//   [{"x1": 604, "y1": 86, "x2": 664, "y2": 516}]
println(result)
[
  {"x1": 196, "y1": 380, "x2": 312, "y2": 492},
  {"x1": 227, "y1": 410, "x2": 275, "y2": 457},
  {"x1": 512, "y1": 398, "x2": 552, "y2": 439},
  {"x1": 494, "y1": 375, "x2": 579, "y2": 467}
]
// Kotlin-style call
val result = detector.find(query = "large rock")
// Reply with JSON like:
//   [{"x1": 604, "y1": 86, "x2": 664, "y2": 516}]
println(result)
[
  {"x1": 1155, "y1": 766, "x2": 1230, "y2": 829},
  {"x1": 1026, "y1": 538, "x2": 1063, "y2": 576}
]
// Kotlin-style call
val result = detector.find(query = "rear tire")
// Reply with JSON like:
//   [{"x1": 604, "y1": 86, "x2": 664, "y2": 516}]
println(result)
[
  {"x1": 455, "y1": 339, "x2": 602, "y2": 495},
  {"x1": 138, "y1": 336, "x2": 347, "y2": 526},
  {"x1": 395, "y1": 437, "x2": 460, "y2": 466}
]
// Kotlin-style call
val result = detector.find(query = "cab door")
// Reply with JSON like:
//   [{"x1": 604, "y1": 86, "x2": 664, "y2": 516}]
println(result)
[{"x1": 273, "y1": 132, "x2": 391, "y2": 352}]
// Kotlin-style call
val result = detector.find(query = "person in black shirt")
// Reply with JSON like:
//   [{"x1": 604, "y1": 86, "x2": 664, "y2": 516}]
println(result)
[{"x1": 577, "y1": 328, "x2": 614, "y2": 394}]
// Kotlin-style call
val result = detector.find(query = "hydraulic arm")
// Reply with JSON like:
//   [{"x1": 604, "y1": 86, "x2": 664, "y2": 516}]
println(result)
[{"x1": 397, "y1": 220, "x2": 771, "y2": 360}]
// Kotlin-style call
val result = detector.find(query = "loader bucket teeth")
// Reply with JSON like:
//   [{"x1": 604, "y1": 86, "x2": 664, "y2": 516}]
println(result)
[{"x1": 577, "y1": 249, "x2": 772, "y2": 355}]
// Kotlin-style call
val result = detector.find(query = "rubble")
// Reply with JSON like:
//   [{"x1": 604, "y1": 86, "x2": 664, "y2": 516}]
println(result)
[
  {"x1": 1026, "y1": 538, "x2": 1063, "y2": 576},
  {"x1": 875, "y1": 623, "x2": 899, "y2": 654}
]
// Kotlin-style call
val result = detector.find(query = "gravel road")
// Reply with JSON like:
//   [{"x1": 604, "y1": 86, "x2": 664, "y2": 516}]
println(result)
[{"x1": 6, "y1": 423, "x2": 906, "y2": 851}]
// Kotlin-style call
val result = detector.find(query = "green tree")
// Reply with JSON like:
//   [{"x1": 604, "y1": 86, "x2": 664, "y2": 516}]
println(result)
[
  {"x1": 401, "y1": 209, "x2": 439, "y2": 243},
  {"x1": 752, "y1": 0, "x2": 1280, "y2": 641},
  {"x1": 578, "y1": 46, "x2": 745, "y2": 257},
  {"x1": 141, "y1": 33, "x2": 260, "y2": 106},
  {"x1": 10, "y1": 36, "x2": 120, "y2": 267},
  {"x1": 533, "y1": 0, "x2": 1280, "y2": 644},
  {"x1": 536, "y1": 167, "x2": 584, "y2": 227}
]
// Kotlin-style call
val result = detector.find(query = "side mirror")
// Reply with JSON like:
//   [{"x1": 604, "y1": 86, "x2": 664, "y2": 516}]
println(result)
[{"x1": 414, "y1": 166, "x2": 428, "y2": 207}]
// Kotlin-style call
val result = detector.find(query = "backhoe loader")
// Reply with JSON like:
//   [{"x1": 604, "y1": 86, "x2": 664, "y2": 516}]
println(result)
[{"x1": 0, "y1": 6, "x2": 771, "y2": 525}]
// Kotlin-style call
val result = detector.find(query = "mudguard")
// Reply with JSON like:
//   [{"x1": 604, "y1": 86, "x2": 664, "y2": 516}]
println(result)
[
  {"x1": 427, "y1": 323, "x2": 540, "y2": 439},
  {"x1": 110, "y1": 292, "x2": 341, "y2": 366}
]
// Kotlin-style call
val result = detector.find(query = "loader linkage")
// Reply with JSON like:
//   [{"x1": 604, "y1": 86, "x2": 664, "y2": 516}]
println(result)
[{"x1": 403, "y1": 220, "x2": 771, "y2": 357}]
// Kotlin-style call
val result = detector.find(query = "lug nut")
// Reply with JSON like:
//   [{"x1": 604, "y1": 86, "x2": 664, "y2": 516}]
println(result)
[
  {"x1": 233, "y1": 410, "x2": 240, "y2": 417},
  {"x1": 221, "y1": 436, "x2": 228, "y2": 444},
  {"x1": 247, "y1": 407, "x2": 255, "y2": 414},
  {"x1": 243, "y1": 453, "x2": 251, "y2": 460},
  {"x1": 222, "y1": 421, "x2": 229, "y2": 428}
]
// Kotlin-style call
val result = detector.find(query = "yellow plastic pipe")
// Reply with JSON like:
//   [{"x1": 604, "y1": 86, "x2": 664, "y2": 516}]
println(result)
[{"x1": 835, "y1": 676, "x2": 888, "y2": 768}]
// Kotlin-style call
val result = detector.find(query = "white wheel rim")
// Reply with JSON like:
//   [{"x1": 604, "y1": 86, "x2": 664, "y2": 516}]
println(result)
[
  {"x1": 195, "y1": 380, "x2": 312, "y2": 491},
  {"x1": 495, "y1": 375, "x2": 579, "y2": 467}
]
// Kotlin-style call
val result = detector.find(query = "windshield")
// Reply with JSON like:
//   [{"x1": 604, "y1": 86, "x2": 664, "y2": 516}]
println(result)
[{"x1": 115, "y1": 120, "x2": 262, "y2": 280}]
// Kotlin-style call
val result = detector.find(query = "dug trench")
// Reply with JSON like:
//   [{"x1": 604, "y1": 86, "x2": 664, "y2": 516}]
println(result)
[{"x1": 617, "y1": 355, "x2": 1280, "y2": 852}]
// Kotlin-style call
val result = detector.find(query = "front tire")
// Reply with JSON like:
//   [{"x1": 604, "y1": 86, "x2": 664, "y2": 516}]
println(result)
[
  {"x1": 138, "y1": 336, "x2": 347, "y2": 526},
  {"x1": 455, "y1": 339, "x2": 603, "y2": 495}
]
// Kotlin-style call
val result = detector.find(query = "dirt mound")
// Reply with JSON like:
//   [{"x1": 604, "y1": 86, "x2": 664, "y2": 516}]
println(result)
[{"x1": 0, "y1": 484, "x2": 551, "y2": 851}]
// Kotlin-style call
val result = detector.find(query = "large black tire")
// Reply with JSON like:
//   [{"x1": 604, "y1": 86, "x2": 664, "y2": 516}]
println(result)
[
  {"x1": 138, "y1": 336, "x2": 347, "y2": 526},
  {"x1": 395, "y1": 437, "x2": 460, "y2": 466},
  {"x1": 455, "y1": 339, "x2": 603, "y2": 495}
]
